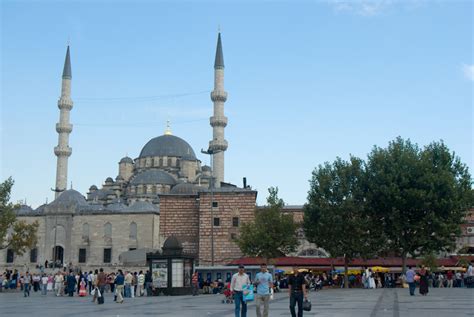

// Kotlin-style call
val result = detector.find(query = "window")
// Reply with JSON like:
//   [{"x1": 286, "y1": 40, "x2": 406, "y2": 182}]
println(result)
[
  {"x1": 6, "y1": 249, "x2": 14, "y2": 263},
  {"x1": 172, "y1": 259, "x2": 184, "y2": 287},
  {"x1": 159, "y1": 158, "x2": 163, "y2": 166},
  {"x1": 82, "y1": 223, "x2": 90, "y2": 240},
  {"x1": 30, "y1": 248, "x2": 37, "y2": 263},
  {"x1": 104, "y1": 222, "x2": 112, "y2": 239},
  {"x1": 232, "y1": 217, "x2": 239, "y2": 227},
  {"x1": 230, "y1": 233, "x2": 237, "y2": 240},
  {"x1": 78, "y1": 249, "x2": 86, "y2": 263},
  {"x1": 130, "y1": 222, "x2": 137, "y2": 240},
  {"x1": 129, "y1": 248, "x2": 137, "y2": 251},
  {"x1": 213, "y1": 217, "x2": 220, "y2": 226},
  {"x1": 212, "y1": 201, "x2": 218, "y2": 208},
  {"x1": 167, "y1": 158, "x2": 172, "y2": 166},
  {"x1": 103, "y1": 248, "x2": 112, "y2": 263}
]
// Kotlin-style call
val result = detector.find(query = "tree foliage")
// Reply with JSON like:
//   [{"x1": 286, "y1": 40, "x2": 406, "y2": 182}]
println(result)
[
  {"x1": 0, "y1": 177, "x2": 39, "y2": 255},
  {"x1": 236, "y1": 187, "x2": 298, "y2": 260},
  {"x1": 303, "y1": 157, "x2": 381, "y2": 287},
  {"x1": 365, "y1": 138, "x2": 473, "y2": 269}
]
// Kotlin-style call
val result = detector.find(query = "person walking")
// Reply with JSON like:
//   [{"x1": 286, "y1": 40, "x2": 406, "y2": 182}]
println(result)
[
  {"x1": 41, "y1": 274, "x2": 48, "y2": 295},
  {"x1": 230, "y1": 264, "x2": 251, "y2": 317},
  {"x1": 255, "y1": 263, "x2": 273, "y2": 317},
  {"x1": 23, "y1": 272, "x2": 31, "y2": 297},
  {"x1": 54, "y1": 272, "x2": 64, "y2": 296},
  {"x1": 97, "y1": 268, "x2": 107, "y2": 304},
  {"x1": 419, "y1": 266, "x2": 429, "y2": 296},
  {"x1": 288, "y1": 267, "x2": 308, "y2": 317},
  {"x1": 115, "y1": 270, "x2": 125, "y2": 304},
  {"x1": 405, "y1": 266, "x2": 416, "y2": 296},
  {"x1": 125, "y1": 271, "x2": 133, "y2": 298},
  {"x1": 145, "y1": 270, "x2": 153, "y2": 296},
  {"x1": 192, "y1": 271, "x2": 199, "y2": 296},
  {"x1": 137, "y1": 271, "x2": 145, "y2": 296},
  {"x1": 66, "y1": 271, "x2": 76, "y2": 296}
]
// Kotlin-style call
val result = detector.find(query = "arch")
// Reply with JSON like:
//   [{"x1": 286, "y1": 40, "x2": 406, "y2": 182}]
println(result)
[
  {"x1": 104, "y1": 222, "x2": 112, "y2": 239},
  {"x1": 130, "y1": 222, "x2": 137, "y2": 240}
]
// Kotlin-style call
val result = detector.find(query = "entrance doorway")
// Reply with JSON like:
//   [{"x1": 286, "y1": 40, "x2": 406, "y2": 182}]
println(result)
[{"x1": 53, "y1": 246, "x2": 64, "y2": 267}]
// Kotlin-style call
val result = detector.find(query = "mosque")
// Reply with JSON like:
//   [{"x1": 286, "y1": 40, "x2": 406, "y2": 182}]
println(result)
[{"x1": 0, "y1": 33, "x2": 259, "y2": 270}]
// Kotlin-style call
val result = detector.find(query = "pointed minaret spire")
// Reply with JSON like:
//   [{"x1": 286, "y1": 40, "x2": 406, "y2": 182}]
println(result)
[
  {"x1": 54, "y1": 45, "x2": 74, "y2": 198},
  {"x1": 209, "y1": 32, "x2": 228, "y2": 188},
  {"x1": 62, "y1": 45, "x2": 72, "y2": 79},
  {"x1": 214, "y1": 32, "x2": 224, "y2": 69}
]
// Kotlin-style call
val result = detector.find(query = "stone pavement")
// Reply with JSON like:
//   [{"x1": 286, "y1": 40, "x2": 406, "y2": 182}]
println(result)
[{"x1": 0, "y1": 287, "x2": 472, "y2": 317}]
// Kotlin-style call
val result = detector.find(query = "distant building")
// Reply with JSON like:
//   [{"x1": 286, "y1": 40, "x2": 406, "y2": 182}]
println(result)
[{"x1": 0, "y1": 33, "x2": 257, "y2": 270}]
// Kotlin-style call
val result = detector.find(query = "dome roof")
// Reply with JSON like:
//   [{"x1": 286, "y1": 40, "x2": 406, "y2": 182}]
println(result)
[
  {"x1": 139, "y1": 135, "x2": 196, "y2": 160},
  {"x1": 16, "y1": 205, "x2": 34, "y2": 215},
  {"x1": 105, "y1": 177, "x2": 114, "y2": 184},
  {"x1": 202, "y1": 165, "x2": 212, "y2": 172},
  {"x1": 50, "y1": 189, "x2": 88, "y2": 207},
  {"x1": 125, "y1": 201, "x2": 159, "y2": 213},
  {"x1": 170, "y1": 183, "x2": 201, "y2": 195},
  {"x1": 119, "y1": 156, "x2": 134, "y2": 164},
  {"x1": 130, "y1": 170, "x2": 176, "y2": 185},
  {"x1": 163, "y1": 236, "x2": 182, "y2": 250},
  {"x1": 89, "y1": 185, "x2": 98, "y2": 191}
]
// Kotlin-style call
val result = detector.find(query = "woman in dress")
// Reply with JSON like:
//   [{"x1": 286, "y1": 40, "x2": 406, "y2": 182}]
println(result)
[
  {"x1": 47, "y1": 274, "x2": 54, "y2": 292},
  {"x1": 368, "y1": 269, "x2": 376, "y2": 289},
  {"x1": 79, "y1": 278, "x2": 87, "y2": 297},
  {"x1": 419, "y1": 266, "x2": 429, "y2": 296}
]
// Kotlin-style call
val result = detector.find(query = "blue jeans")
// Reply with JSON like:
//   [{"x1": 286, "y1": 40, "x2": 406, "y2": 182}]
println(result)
[
  {"x1": 290, "y1": 291, "x2": 303, "y2": 317},
  {"x1": 408, "y1": 282, "x2": 416, "y2": 295},
  {"x1": 41, "y1": 284, "x2": 47, "y2": 295},
  {"x1": 124, "y1": 284, "x2": 131, "y2": 297},
  {"x1": 24, "y1": 283, "x2": 30, "y2": 297},
  {"x1": 234, "y1": 291, "x2": 247, "y2": 317}
]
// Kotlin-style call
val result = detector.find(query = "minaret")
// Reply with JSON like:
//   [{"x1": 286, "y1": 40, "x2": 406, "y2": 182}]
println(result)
[
  {"x1": 54, "y1": 46, "x2": 73, "y2": 198},
  {"x1": 209, "y1": 32, "x2": 228, "y2": 187}
]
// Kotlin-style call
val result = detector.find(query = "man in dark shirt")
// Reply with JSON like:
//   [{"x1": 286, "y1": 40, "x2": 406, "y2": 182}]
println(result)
[{"x1": 288, "y1": 266, "x2": 308, "y2": 317}]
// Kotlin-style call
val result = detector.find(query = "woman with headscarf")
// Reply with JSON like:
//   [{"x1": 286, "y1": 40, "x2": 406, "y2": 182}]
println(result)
[{"x1": 419, "y1": 266, "x2": 429, "y2": 296}]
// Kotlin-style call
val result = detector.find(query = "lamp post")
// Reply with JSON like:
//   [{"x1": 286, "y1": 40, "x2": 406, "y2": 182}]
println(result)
[{"x1": 201, "y1": 148, "x2": 221, "y2": 266}]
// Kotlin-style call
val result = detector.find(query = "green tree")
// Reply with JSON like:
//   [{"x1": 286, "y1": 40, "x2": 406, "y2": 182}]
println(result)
[
  {"x1": 0, "y1": 178, "x2": 39, "y2": 255},
  {"x1": 420, "y1": 252, "x2": 438, "y2": 273},
  {"x1": 304, "y1": 157, "x2": 380, "y2": 288},
  {"x1": 236, "y1": 187, "x2": 298, "y2": 261},
  {"x1": 365, "y1": 137, "x2": 473, "y2": 272}
]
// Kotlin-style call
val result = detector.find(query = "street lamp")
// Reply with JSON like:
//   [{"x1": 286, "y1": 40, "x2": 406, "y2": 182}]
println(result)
[{"x1": 201, "y1": 148, "x2": 221, "y2": 267}]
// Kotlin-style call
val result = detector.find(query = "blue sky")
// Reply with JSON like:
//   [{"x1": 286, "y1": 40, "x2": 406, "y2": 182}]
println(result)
[{"x1": 1, "y1": 0, "x2": 473, "y2": 208}]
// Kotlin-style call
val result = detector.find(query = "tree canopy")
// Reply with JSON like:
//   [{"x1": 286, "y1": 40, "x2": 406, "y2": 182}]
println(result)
[
  {"x1": 0, "y1": 177, "x2": 39, "y2": 255},
  {"x1": 236, "y1": 187, "x2": 298, "y2": 260}
]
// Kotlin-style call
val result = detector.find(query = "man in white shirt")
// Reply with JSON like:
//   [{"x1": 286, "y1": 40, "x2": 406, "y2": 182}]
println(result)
[{"x1": 230, "y1": 264, "x2": 250, "y2": 317}]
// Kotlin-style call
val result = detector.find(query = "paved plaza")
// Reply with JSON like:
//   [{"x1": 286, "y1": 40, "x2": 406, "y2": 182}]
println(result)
[{"x1": 0, "y1": 288, "x2": 472, "y2": 317}]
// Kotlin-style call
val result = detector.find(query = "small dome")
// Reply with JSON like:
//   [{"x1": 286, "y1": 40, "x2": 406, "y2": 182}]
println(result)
[
  {"x1": 50, "y1": 189, "x2": 88, "y2": 207},
  {"x1": 130, "y1": 170, "x2": 176, "y2": 186},
  {"x1": 170, "y1": 183, "x2": 200, "y2": 195},
  {"x1": 89, "y1": 185, "x2": 98, "y2": 191},
  {"x1": 16, "y1": 205, "x2": 34, "y2": 215},
  {"x1": 202, "y1": 165, "x2": 211, "y2": 172},
  {"x1": 125, "y1": 201, "x2": 159, "y2": 213},
  {"x1": 88, "y1": 189, "x2": 114, "y2": 201},
  {"x1": 139, "y1": 134, "x2": 196, "y2": 160},
  {"x1": 163, "y1": 236, "x2": 182, "y2": 250},
  {"x1": 116, "y1": 175, "x2": 124, "y2": 181},
  {"x1": 35, "y1": 204, "x2": 47, "y2": 214},
  {"x1": 105, "y1": 177, "x2": 114, "y2": 184},
  {"x1": 119, "y1": 156, "x2": 134, "y2": 164}
]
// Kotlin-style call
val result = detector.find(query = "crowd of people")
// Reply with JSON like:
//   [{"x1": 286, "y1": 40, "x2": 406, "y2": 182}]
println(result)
[{"x1": 0, "y1": 267, "x2": 154, "y2": 304}]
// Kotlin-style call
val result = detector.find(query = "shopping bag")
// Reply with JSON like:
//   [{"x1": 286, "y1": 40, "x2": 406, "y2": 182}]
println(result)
[
  {"x1": 303, "y1": 299, "x2": 312, "y2": 311},
  {"x1": 242, "y1": 284, "x2": 254, "y2": 302},
  {"x1": 91, "y1": 288, "x2": 96, "y2": 296}
]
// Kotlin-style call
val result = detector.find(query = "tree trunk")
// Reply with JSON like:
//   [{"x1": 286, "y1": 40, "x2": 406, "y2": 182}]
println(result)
[
  {"x1": 344, "y1": 256, "x2": 349, "y2": 289},
  {"x1": 401, "y1": 252, "x2": 407, "y2": 274}
]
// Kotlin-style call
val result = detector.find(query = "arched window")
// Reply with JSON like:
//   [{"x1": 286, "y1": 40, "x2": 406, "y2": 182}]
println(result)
[
  {"x1": 82, "y1": 223, "x2": 90, "y2": 240},
  {"x1": 159, "y1": 158, "x2": 163, "y2": 166},
  {"x1": 130, "y1": 222, "x2": 137, "y2": 240},
  {"x1": 167, "y1": 158, "x2": 172, "y2": 166},
  {"x1": 104, "y1": 222, "x2": 112, "y2": 239}
]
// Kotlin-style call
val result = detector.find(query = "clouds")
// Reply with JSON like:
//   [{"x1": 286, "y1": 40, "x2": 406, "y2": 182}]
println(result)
[
  {"x1": 326, "y1": 0, "x2": 427, "y2": 16},
  {"x1": 462, "y1": 64, "x2": 474, "y2": 81}
]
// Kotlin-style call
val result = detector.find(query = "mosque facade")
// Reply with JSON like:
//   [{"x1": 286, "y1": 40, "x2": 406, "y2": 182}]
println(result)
[{"x1": 0, "y1": 33, "x2": 258, "y2": 270}]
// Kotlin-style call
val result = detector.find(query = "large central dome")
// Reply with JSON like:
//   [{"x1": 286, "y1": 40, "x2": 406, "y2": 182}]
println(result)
[{"x1": 139, "y1": 134, "x2": 197, "y2": 160}]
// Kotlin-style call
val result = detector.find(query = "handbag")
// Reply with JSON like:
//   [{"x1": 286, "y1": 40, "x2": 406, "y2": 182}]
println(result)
[
  {"x1": 242, "y1": 284, "x2": 254, "y2": 302},
  {"x1": 303, "y1": 299, "x2": 312, "y2": 311}
]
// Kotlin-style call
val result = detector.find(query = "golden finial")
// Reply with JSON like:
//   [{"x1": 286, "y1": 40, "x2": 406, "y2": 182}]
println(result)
[{"x1": 164, "y1": 120, "x2": 172, "y2": 135}]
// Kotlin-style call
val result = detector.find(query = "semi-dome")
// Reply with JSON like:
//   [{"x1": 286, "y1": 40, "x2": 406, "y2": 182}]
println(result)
[
  {"x1": 139, "y1": 134, "x2": 196, "y2": 160},
  {"x1": 119, "y1": 156, "x2": 134, "y2": 164},
  {"x1": 50, "y1": 189, "x2": 88, "y2": 207},
  {"x1": 163, "y1": 236, "x2": 182, "y2": 250},
  {"x1": 130, "y1": 170, "x2": 176, "y2": 185},
  {"x1": 170, "y1": 183, "x2": 201, "y2": 195}
]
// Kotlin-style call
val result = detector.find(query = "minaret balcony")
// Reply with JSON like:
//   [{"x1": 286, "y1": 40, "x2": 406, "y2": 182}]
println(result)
[
  {"x1": 210, "y1": 116, "x2": 228, "y2": 127},
  {"x1": 211, "y1": 90, "x2": 227, "y2": 102},
  {"x1": 57, "y1": 99, "x2": 73, "y2": 110},
  {"x1": 54, "y1": 146, "x2": 72, "y2": 157},
  {"x1": 209, "y1": 139, "x2": 228, "y2": 152},
  {"x1": 56, "y1": 123, "x2": 73, "y2": 133}
]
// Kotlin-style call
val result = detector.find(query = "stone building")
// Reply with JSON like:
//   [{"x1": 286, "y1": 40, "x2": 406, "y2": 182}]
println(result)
[{"x1": 0, "y1": 33, "x2": 257, "y2": 270}]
